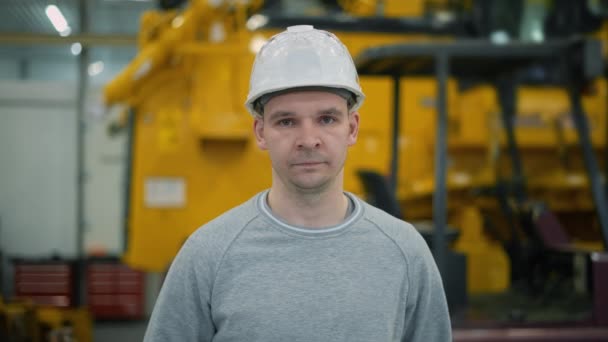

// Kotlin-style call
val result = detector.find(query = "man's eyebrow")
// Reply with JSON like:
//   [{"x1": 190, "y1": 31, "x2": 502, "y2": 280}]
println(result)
[
  {"x1": 267, "y1": 110, "x2": 295, "y2": 121},
  {"x1": 318, "y1": 107, "x2": 345, "y2": 116}
]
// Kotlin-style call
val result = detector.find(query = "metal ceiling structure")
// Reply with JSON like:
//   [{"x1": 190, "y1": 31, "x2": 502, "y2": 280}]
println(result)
[
  {"x1": 0, "y1": 0, "x2": 155, "y2": 63},
  {"x1": 0, "y1": 0, "x2": 156, "y2": 80},
  {"x1": 0, "y1": 0, "x2": 154, "y2": 35}
]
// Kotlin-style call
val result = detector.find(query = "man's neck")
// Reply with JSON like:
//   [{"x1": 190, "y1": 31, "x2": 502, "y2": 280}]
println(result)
[{"x1": 267, "y1": 183, "x2": 349, "y2": 229}]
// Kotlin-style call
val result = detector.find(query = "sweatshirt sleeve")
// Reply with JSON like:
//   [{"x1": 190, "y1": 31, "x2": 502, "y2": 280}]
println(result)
[
  {"x1": 402, "y1": 233, "x2": 452, "y2": 342},
  {"x1": 144, "y1": 235, "x2": 216, "y2": 342}
]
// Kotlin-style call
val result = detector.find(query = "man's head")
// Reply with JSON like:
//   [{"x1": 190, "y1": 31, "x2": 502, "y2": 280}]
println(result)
[{"x1": 246, "y1": 25, "x2": 364, "y2": 194}]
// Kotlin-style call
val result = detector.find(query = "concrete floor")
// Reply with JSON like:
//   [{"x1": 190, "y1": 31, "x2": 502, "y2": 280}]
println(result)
[{"x1": 94, "y1": 319, "x2": 149, "y2": 342}]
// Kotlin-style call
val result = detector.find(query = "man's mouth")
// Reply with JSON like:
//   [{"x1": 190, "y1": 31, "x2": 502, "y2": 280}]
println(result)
[{"x1": 292, "y1": 161, "x2": 324, "y2": 167}]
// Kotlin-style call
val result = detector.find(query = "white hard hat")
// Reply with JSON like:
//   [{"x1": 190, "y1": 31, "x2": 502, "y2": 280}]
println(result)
[{"x1": 245, "y1": 25, "x2": 365, "y2": 116}]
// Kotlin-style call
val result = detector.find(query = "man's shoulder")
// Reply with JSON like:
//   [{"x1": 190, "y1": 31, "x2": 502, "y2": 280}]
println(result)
[
  {"x1": 359, "y1": 199, "x2": 429, "y2": 258},
  {"x1": 187, "y1": 193, "x2": 261, "y2": 249}
]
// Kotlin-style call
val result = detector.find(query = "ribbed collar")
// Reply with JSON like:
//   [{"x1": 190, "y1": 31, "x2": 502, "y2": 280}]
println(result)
[{"x1": 256, "y1": 190, "x2": 363, "y2": 238}]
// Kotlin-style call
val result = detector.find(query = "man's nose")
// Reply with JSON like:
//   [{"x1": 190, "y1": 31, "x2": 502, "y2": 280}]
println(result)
[{"x1": 296, "y1": 121, "x2": 321, "y2": 149}]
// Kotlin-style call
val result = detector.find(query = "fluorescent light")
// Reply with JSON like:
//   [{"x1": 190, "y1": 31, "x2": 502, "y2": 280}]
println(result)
[
  {"x1": 88, "y1": 61, "x2": 104, "y2": 76},
  {"x1": 45, "y1": 4, "x2": 71, "y2": 36},
  {"x1": 246, "y1": 14, "x2": 268, "y2": 31},
  {"x1": 71, "y1": 43, "x2": 82, "y2": 55},
  {"x1": 59, "y1": 27, "x2": 72, "y2": 37}
]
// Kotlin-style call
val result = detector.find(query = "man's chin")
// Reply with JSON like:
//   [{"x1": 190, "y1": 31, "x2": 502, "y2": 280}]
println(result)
[{"x1": 290, "y1": 178, "x2": 331, "y2": 194}]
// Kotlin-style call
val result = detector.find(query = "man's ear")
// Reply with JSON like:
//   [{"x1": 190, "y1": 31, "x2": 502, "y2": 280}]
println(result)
[
  {"x1": 253, "y1": 116, "x2": 267, "y2": 150},
  {"x1": 347, "y1": 111, "x2": 359, "y2": 146}
]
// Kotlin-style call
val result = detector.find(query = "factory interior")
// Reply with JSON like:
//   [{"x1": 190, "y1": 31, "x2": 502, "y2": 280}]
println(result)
[{"x1": 1, "y1": 0, "x2": 608, "y2": 341}]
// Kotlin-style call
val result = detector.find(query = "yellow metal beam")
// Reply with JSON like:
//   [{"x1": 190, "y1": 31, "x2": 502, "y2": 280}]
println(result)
[{"x1": 0, "y1": 32, "x2": 137, "y2": 46}]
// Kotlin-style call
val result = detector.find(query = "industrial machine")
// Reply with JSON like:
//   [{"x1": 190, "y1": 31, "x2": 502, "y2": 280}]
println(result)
[
  {"x1": 0, "y1": 296, "x2": 92, "y2": 342},
  {"x1": 104, "y1": 0, "x2": 464, "y2": 272},
  {"x1": 104, "y1": 0, "x2": 608, "y2": 333}
]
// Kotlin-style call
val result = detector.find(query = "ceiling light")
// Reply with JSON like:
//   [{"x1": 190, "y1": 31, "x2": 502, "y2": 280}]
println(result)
[
  {"x1": 71, "y1": 43, "x2": 82, "y2": 55},
  {"x1": 59, "y1": 27, "x2": 72, "y2": 37},
  {"x1": 246, "y1": 14, "x2": 268, "y2": 31},
  {"x1": 88, "y1": 61, "x2": 104, "y2": 76},
  {"x1": 45, "y1": 5, "x2": 71, "y2": 36}
]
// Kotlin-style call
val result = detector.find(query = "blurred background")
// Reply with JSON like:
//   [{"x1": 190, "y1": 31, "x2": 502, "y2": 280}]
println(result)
[{"x1": 0, "y1": 0, "x2": 607, "y2": 341}]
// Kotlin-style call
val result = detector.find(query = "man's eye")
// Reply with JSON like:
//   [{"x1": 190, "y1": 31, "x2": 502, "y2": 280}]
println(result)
[
  {"x1": 277, "y1": 119, "x2": 294, "y2": 127},
  {"x1": 320, "y1": 116, "x2": 335, "y2": 124}
]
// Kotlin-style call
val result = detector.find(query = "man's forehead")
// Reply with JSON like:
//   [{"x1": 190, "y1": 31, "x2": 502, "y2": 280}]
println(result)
[
  {"x1": 269, "y1": 89, "x2": 347, "y2": 102},
  {"x1": 264, "y1": 91, "x2": 348, "y2": 113}
]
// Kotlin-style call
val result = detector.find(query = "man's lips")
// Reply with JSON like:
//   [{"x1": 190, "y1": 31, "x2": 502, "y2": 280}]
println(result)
[{"x1": 291, "y1": 161, "x2": 325, "y2": 166}]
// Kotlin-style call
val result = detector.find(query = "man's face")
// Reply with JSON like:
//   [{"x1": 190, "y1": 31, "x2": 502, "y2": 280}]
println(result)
[{"x1": 254, "y1": 90, "x2": 359, "y2": 194}]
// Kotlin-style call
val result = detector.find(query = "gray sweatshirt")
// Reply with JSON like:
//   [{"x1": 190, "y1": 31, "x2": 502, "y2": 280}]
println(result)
[{"x1": 144, "y1": 191, "x2": 451, "y2": 341}]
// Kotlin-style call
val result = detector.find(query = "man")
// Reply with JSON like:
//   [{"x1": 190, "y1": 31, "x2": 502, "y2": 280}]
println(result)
[{"x1": 144, "y1": 25, "x2": 451, "y2": 341}]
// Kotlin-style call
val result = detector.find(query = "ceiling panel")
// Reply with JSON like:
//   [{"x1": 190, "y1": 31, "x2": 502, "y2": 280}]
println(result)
[
  {"x1": 0, "y1": 0, "x2": 155, "y2": 77},
  {"x1": 0, "y1": 0, "x2": 156, "y2": 35},
  {"x1": 89, "y1": 0, "x2": 156, "y2": 34},
  {"x1": 0, "y1": 0, "x2": 80, "y2": 34}
]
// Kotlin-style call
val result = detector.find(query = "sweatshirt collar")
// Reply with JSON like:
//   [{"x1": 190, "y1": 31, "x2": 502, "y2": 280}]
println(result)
[{"x1": 257, "y1": 190, "x2": 363, "y2": 238}]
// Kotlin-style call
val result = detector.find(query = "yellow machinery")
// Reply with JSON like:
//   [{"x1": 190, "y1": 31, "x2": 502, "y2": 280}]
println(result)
[
  {"x1": 105, "y1": 0, "x2": 607, "y2": 297},
  {"x1": 0, "y1": 297, "x2": 92, "y2": 342},
  {"x1": 104, "y1": 0, "x2": 456, "y2": 272},
  {"x1": 406, "y1": 82, "x2": 607, "y2": 293}
]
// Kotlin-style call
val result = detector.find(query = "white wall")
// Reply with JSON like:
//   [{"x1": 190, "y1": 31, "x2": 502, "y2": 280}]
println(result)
[
  {"x1": 0, "y1": 81, "x2": 127, "y2": 259},
  {"x1": 28, "y1": 59, "x2": 78, "y2": 81},
  {"x1": 0, "y1": 59, "x2": 19, "y2": 79},
  {"x1": 0, "y1": 81, "x2": 78, "y2": 257}
]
